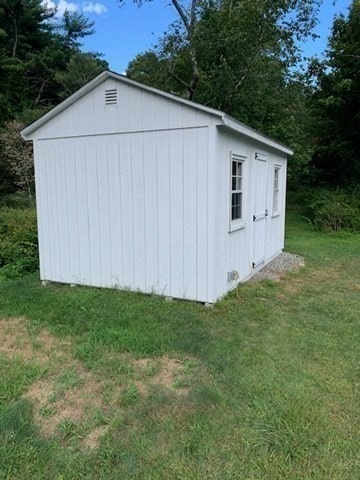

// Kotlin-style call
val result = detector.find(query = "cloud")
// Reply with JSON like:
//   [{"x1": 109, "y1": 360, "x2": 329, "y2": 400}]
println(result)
[
  {"x1": 82, "y1": 2, "x2": 108, "y2": 14},
  {"x1": 41, "y1": 0, "x2": 107, "y2": 18},
  {"x1": 41, "y1": 0, "x2": 57, "y2": 11},
  {"x1": 56, "y1": 0, "x2": 78, "y2": 17},
  {"x1": 42, "y1": 0, "x2": 78, "y2": 18}
]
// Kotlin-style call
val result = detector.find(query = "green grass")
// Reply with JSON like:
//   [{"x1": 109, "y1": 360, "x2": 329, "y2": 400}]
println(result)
[{"x1": 0, "y1": 208, "x2": 359, "y2": 479}]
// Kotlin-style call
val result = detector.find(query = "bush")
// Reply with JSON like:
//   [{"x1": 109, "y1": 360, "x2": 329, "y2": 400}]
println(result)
[
  {"x1": 0, "y1": 192, "x2": 35, "y2": 209},
  {"x1": 307, "y1": 189, "x2": 360, "y2": 232},
  {"x1": 0, "y1": 208, "x2": 38, "y2": 278}
]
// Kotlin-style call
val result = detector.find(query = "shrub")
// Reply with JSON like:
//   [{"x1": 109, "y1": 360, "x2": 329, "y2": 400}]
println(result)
[
  {"x1": 307, "y1": 189, "x2": 360, "y2": 232},
  {"x1": 0, "y1": 208, "x2": 38, "y2": 278}
]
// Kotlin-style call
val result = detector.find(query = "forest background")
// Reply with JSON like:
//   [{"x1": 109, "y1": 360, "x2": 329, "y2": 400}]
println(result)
[{"x1": 0, "y1": 0, "x2": 359, "y2": 231}]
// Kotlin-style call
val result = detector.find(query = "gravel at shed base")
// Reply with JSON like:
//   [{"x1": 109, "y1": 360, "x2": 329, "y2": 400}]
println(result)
[{"x1": 250, "y1": 252, "x2": 305, "y2": 282}]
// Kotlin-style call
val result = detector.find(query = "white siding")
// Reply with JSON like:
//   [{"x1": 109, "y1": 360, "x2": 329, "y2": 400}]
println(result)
[
  {"x1": 36, "y1": 126, "x2": 214, "y2": 302},
  {"x1": 31, "y1": 76, "x2": 288, "y2": 303},
  {"x1": 264, "y1": 153, "x2": 287, "y2": 261},
  {"x1": 213, "y1": 129, "x2": 288, "y2": 300},
  {"x1": 32, "y1": 79, "x2": 212, "y2": 141}
]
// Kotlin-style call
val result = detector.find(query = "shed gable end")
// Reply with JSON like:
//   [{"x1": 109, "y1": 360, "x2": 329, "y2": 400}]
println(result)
[{"x1": 31, "y1": 78, "x2": 214, "y2": 140}]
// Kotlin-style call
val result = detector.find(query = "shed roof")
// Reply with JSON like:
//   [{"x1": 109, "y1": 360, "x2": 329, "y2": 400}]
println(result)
[{"x1": 21, "y1": 70, "x2": 293, "y2": 156}]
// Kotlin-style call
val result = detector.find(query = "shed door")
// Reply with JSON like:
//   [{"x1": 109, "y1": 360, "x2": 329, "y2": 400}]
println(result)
[{"x1": 252, "y1": 153, "x2": 268, "y2": 269}]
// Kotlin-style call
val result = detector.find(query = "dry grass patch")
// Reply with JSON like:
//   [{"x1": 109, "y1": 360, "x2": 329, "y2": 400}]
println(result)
[
  {"x1": 0, "y1": 317, "x2": 199, "y2": 451},
  {"x1": 24, "y1": 365, "x2": 109, "y2": 439},
  {"x1": 281, "y1": 264, "x2": 343, "y2": 295},
  {"x1": 0, "y1": 317, "x2": 114, "y2": 449},
  {"x1": 83, "y1": 425, "x2": 109, "y2": 450},
  {"x1": 0, "y1": 317, "x2": 73, "y2": 369},
  {"x1": 134, "y1": 356, "x2": 191, "y2": 397}
]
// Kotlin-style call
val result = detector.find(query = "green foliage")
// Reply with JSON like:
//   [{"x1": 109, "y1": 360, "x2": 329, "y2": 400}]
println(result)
[
  {"x1": 126, "y1": 0, "x2": 321, "y2": 185},
  {"x1": 0, "y1": 120, "x2": 34, "y2": 196},
  {"x1": 0, "y1": 208, "x2": 38, "y2": 278},
  {"x1": 0, "y1": 0, "x2": 108, "y2": 196},
  {"x1": 54, "y1": 52, "x2": 107, "y2": 100},
  {"x1": 307, "y1": 188, "x2": 360, "y2": 232},
  {"x1": 311, "y1": 0, "x2": 360, "y2": 185}
]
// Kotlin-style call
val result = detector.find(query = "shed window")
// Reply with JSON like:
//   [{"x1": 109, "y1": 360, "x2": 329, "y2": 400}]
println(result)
[
  {"x1": 273, "y1": 165, "x2": 281, "y2": 215},
  {"x1": 230, "y1": 153, "x2": 246, "y2": 230}
]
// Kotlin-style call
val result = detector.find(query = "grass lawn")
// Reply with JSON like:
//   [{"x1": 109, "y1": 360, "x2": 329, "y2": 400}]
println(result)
[{"x1": 0, "y1": 209, "x2": 359, "y2": 479}]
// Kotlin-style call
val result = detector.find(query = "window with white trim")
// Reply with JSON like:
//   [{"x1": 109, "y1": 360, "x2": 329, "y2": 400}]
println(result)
[
  {"x1": 273, "y1": 165, "x2": 281, "y2": 215},
  {"x1": 230, "y1": 153, "x2": 246, "y2": 230}
]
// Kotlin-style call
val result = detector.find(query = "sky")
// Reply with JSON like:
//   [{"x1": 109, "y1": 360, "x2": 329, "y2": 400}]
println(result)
[{"x1": 43, "y1": 0, "x2": 353, "y2": 73}]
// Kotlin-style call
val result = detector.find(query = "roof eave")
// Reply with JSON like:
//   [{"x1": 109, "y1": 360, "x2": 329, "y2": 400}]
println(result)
[
  {"x1": 21, "y1": 70, "x2": 110, "y2": 140},
  {"x1": 20, "y1": 69, "x2": 293, "y2": 157},
  {"x1": 106, "y1": 71, "x2": 224, "y2": 119},
  {"x1": 21, "y1": 69, "x2": 224, "y2": 140},
  {"x1": 221, "y1": 115, "x2": 294, "y2": 156}
]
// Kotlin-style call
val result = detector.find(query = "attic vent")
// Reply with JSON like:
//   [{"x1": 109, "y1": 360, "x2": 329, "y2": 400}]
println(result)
[{"x1": 105, "y1": 88, "x2": 117, "y2": 106}]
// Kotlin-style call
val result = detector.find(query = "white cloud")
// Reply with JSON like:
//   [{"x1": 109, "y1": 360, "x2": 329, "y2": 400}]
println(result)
[
  {"x1": 41, "y1": 0, "x2": 107, "y2": 19},
  {"x1": 56, "y1": 0, "x2": 78, "y2": 17},
  {"x1": 41, "y1": 0, "x2": 57, "y2": 11},
  {"x1": 82, "y1": 2, "x2": 107, "y2": 14}
]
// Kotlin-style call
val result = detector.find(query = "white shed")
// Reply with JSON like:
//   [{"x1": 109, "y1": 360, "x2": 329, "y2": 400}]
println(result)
[{"x1": 22, "y1": 70, "x2": 293, "y2": 304}]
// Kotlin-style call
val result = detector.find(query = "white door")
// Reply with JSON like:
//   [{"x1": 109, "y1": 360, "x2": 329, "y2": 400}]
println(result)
[{"x1": 252, "y1": 153, "x2": 268, "y2": 269}]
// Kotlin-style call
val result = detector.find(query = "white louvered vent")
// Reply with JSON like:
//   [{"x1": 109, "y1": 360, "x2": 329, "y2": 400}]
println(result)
[{"x1": 105, "y1": 88, "x2": 117, "y2": 106}]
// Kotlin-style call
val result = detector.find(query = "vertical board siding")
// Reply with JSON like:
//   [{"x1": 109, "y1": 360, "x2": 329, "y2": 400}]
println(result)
[
  {"x1": 169, "y1": 129, "x2": 184, "y2": 299},
  {"x1": 131, "y1": 132, "x2": 147, "y2": 290},
  {"x1": 47, "y1": 147, "x2": 61, "y2": 281},
  {"x1": 182, "y1": 129, "x2": 198, "y2": 298},
  {"x1": 76, "y1": 143, "x2": 91, "y2": 284},
  {"x1": 143, "y1": 132, "x2": 159, "y2": 292},
  {"x1": 156, "y1": 130, "x2": 171, "y2": 296},
  {"x1": 36, "y1": 125, "x2": 212, "y2": 301},
  {"x1": 196, "y1": 128, "x2": 209, "y2": 301},
  {"x1": 213, "y1": 129, "x2": 288, "y2": 301},
  {"x1": 55, "y1": 150, "x2": 70, "y2": 282},
  {"x1": 33, "y1": 79, "x2": 213, "y2": 141},
  {"x1": 85, "y1": 140, "x2": 102, "y2": 285},
  {"x1": 97, "y1": 138, "x2": 112, "y2": 287},
  {"x1": 66, "y1": 143, "x2": 81, "y2": 283},
  {"x1": 118, "y1": 134, "x2": 134, "y2": 289},
  {"x1": 214, "y1": 130, "x2": 253, "y2": 299},
  {"x1": 107, "y1": 138, "x2": 123, "y2": 287}
]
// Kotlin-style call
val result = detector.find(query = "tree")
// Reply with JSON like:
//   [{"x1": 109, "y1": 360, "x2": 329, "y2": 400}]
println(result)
[
  {"x1": 0, "y1": 1, "x2": 107, "y2": 198},
  {"x1": 0, "y1": 120, "x2": 34, "y2": 197},
  {"x1": 311, "y1": 0, "x2": 360, "y2": 185},
  {"x1": 59, "y1": 10, "x2": 95, "y2": 50},
  {"x1": 55, "y1": 52, "x2": 107, "y2": 100},
  {"x1": 124, "y1": 0, "x2": 321, "y2": 103},
  {"x1": 125, "y1": 0, "x2": 321, "y2": 186},
  {"x1": 0, "y1": 0, "x2": 54, "y2": 123}
]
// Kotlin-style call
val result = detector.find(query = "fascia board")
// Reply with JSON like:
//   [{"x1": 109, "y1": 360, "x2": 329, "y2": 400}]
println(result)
[
  {"x1": 21, "y1": 70, "x2": 110, "y2": 140},
  {"x1": 222, "y1": 115, "x2": 294, "y2": 156}
]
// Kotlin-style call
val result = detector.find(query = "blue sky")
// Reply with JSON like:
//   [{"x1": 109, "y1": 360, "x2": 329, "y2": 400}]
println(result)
[{"x1": 44, "y1": 0, "x2": 353, "y2": 73}]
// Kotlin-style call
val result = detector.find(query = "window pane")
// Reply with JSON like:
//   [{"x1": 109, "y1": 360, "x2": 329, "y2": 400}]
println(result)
[
  {"x1": 273, "y1": 191, "x2": 278, "y2": 210},
  {"x1": 232, "y1": 176, "x2": 237, "y2": 190},
  {"x1": 231, "y1": 158, "x2": 243, "y2": 223},
  {"x1": 274, "y1": 168, "x2": 279, "y2": 189},
  {"x1": 236, "y1": 162, "x2": 242, "y2": 177},
  {"x1": 232, "y1": 176, "x2": 241, "y2": 191},
  {"x1": 237, "y1": 177, "x2": 242, "y2": 191},
  {"x1": 231, "y1": 193, "x2": 242, "y2": 220}
]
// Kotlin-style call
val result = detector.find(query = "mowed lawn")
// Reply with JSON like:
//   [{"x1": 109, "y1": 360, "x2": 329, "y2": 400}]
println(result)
[{"x1": 0, "y1": 210, "x2": 359, "y2": 479}]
